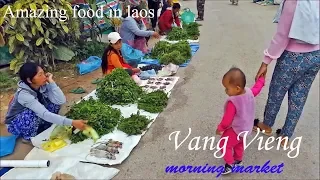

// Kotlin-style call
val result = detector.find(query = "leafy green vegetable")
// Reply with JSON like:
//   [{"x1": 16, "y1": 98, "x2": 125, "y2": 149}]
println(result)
[
  {"x1": 66, "y1": 97, "x2": 122, "y2": 143},
  {"x1": 159, "y1": 51, "x2": 186, "y2": 65},
  {"x1": 96, "y1": 68, "x2": 144, "y2": 105},
  {"x1": 150, "y1": 41, "x2": 192, "y2": 65},
  {"x1": 150, "y1": 41, "x2": 171, "y2": 59},
  {"x1": 167, "y1": 27, "x2": 189, "y2": 41},
  {"x1": 118, "y1": 112, "x2": 151, "y2": 135},
  {"x1": 183, "y1": 22, "x2": 200, "y2": 40},
  {"x1": 138, "y1": 90, "x2": 169, "y2": 113}
]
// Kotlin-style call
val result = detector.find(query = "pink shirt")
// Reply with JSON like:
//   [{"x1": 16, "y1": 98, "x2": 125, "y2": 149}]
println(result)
[
  {"x1": 217, "y1": 77, "x2": 265, "y2": 135},
  {"x1": 263, "y1": 0, "x2": 319, "y2": 64}
]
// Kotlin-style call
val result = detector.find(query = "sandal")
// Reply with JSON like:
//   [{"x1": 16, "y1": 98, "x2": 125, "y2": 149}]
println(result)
[
  {"x1": 253, "y1": 119, "x2": 273, "y2": 136},
  {"x1": 91, "y1": 78, "x2": 102, "y2": 84},
  {"x1": 69, "y1": 87, "x2": 86, "y2": 94}
]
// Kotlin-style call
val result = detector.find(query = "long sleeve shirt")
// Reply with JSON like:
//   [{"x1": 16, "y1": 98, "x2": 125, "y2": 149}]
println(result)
[
  {"x1": 263, "y1": 0, "x2": 319, "y2": 65},
  {"x1": 217, "y1": 77, "x2": 265, "y2": 132},
  {"x1": 158, "y1": 9, "x2": 181, "y2": 32}
]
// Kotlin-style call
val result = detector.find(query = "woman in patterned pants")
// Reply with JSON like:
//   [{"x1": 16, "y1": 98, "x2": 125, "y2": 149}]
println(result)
[{"x1": 254, "y1": 0, "x2": 319, "y2": 146}]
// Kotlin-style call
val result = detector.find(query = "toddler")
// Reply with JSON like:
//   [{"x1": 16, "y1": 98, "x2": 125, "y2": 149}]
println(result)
[{"x1": 216, "y1": 67, "x2": 265, "y2": 175}]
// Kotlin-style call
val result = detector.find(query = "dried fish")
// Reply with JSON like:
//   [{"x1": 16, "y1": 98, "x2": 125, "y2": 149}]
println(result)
[
  {"x1": 163, "y1": 82, "x2": 170, "y2": 85},
  {"x1": 155, "y1": 82, "x2": 161, "y2": 85},
  {"x1": 147, "y1": 81, "x2": 154, "y2": 84},
  {"x1": 157, "y1": 78, "x2": 164, "y2": 81},
  {"x1": 160, "y1": 86, "x2": 166, "y2": 89},
  {"x1": 143, "y1": 85, "x2": 149, "y2": 88},
  {"x1": 165, "y1": 78, "x2": 174, "y2": 81},
  {"x1": 90, "y1": 149, "x2": 116, "y2": 160},
  {"x1": 150, "y1": 86, "x2": 157, "y2": 89}
]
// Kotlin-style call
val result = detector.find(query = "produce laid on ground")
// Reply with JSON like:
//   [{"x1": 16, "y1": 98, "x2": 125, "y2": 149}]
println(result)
[
  {"x1": 96, "y1": 68, "x2": 144, "y2": 105},
  {"x1": 166, "y1": 22, "x2": 200, "y2": 41},
  {"x1": 65, "y1": 98, "x2": 122, "y2": 143},
  {"x1": 183, "y1": 22, "x2": 200, "y2": 40},
  {"x1": 150, "y1": 41, "x2": 192, "y2": 65},
  {"x1": 138, "y1": 90, "x2": 169, "y2": 113},
  {"x1": 90, "y1": 139, "x2": 123, "y2": 160},
  {"x1": 167, "y1": 27, "x2": 189, "y2": 41},
  {"x1": 118, "y1": 113, "x2": 151, "y2": 135}
]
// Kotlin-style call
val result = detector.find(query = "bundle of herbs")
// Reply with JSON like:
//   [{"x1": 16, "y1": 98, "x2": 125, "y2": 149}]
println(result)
[
  {"x1": 150, "y1": 41, "x2": 171, "y2": 59},
  {"x1": 66, "y1": 97, "x2": 122, "y2": 143},
  {"x1": 118, "y1": 112, "x2": 151, "y2": 135},
  {"x1": 167, "y1": 27, "x2": 189, "y2": 41},
  {"x1": 150, "y1": 41, "x2": 191, "y2": 65},
  {"x1": 138, "y1": 90, "x2": 169, "y2": 113},
  {"x1": 183, "y1": 22, "x2": 200, "y2": 40},
  {"x1": 96, "y1": 68, "x2": 144, "y2": 105},
  {"x1": 159, "y1": 51, "x2": 186, "y2": 65}
]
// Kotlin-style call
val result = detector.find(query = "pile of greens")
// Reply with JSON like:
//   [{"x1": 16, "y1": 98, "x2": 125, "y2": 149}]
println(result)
[
  {"x1": 118, "y1": 112, "x2": 151, "y2": 135},
  {"x1": 166, "y1": 23, "x2": 200, "y2": 41},
  {"x1": 138, "y1": 90, "x2": 169, "y2": 113},
  {"x1": 183, "y1": 22, "x2": 200, "y2": 40},
  {"x1": 150, "y1": 41, "x2": 192, "y2": 65},
  {"x1": 150, "y1": 41, "x2": 171, "y2": 59},
  {"x1": 65, "y1": 97, "x2": 122, "y2": 143},
  {"x1": 96, "y1": 68, "x2": 144, "y2": 105},
  {"x1": 167, "y1": 27, "x2": 189, "y2": 41},
  {"x1": 159, "y1": 51, "x2": 185, "y2": 65}
]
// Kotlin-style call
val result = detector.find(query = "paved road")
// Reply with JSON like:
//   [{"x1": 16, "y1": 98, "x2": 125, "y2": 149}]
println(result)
[{"x1": 113, "y1": 1, "x2": 319, "y2": 179}]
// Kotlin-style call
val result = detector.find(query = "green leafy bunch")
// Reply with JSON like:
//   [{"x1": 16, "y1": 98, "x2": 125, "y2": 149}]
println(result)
[
  {"x1": 150, "y1": 41, "x2": 171, "y2": 59},
  {"x1": 0, "y1": 0, "x2": 80, "y2": 72},
  {"x1": 183, "y1": 22, "x2": 200, "y2": 40},
  {"x1": 167, "y1": 27, "x2": 189, "y2": 41},
  {"x1": 151, "y1": 41, "x2": 192, "y2": 65},
  {"x1": 65, "y1": 97, "x2": 122, "y2": 143},
  {"x1": 96, "y1": 68, "x2": 144, "y2": 105},
  {"x1": 138, "y1": 90, "x2": 169, "y2": 113},
  {"x1": 118, "y1": 112, "x2": 151, "y2": 135}
]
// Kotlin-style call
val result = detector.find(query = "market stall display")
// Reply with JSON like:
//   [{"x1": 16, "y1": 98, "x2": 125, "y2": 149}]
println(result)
[
  {"x1": 150, "y1": 41, "x2": 192, "y2": 65},
  {"x1": 96, "y1": 68, "x2": 144, "y2": 105},
  {"x1": 65, "y1": 98, "x2": 122, "y2": 143},
  {"x1": 138, "y1": 90, "x2": 169, "y2": 113}
]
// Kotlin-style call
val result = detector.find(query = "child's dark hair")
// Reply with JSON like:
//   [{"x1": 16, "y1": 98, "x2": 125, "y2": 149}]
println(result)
[
  {"x1": 101, "y1": 45, "x2": 122, "y2": 74},
  {"x1": 19, "y1": 62, "x2": 40, "y2": 85},
  {"x1": 223, "y1": 67, "x2": 246, "y2": 88},
  {"x1": 172, "y1": 3, "x2": 181, "y2": 9}
]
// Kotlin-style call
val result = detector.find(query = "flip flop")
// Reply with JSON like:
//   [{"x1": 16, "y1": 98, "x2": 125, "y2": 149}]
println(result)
[
  {"x1": 69, "y1": 87, "x2": 86, "y2": 94},
  {"x1": 252, "y1": 119, "x2": 273, "y2": 136},
  {"x1": 91, "y1": 78, "x2": 102, "y2": 84}
]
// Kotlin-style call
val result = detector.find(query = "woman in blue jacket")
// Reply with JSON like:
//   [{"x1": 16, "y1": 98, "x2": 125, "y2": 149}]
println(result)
[{"x1": 5, "y1": 62, "x2": 88, "y2": 141}]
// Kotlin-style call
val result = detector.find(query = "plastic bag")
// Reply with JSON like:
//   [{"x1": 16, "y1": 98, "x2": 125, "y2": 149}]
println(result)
[
  {"x1": 121, "y1": 43, "x2": 144, "y2": 65},
  {"x1": 0, "y1": 135, "x2": 17, "y2": 157},
  {"x1": 181, "y1": 8, "x2": 195, "y2": 25},
  {"x1": 77, "y1": 56, "x2": 102, "y2": 75},
  {"x1": 42, "y1": 139, "x2": 67, "y2": 152},
  {"x1": 50, "y1": 125, "x2": 73, "y2": 141}
]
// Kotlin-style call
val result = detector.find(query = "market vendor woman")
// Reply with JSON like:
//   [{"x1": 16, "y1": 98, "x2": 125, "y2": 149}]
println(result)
[
  {"x1": 5, "y1": 62, "x2": 88, "y2": 141},
  {"x1": 101, "y1": 32, "x2": 141, "y2": 76},
  {"x1": 158, "y1": 3, "x2": 181, "y2": 35}
]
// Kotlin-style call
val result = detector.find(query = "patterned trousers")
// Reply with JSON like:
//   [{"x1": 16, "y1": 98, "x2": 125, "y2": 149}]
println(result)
[
  {"x1": 263, "y1": 50, "x2": 320, "y2": 138},
  {"x1": 197, "y1": 0, "x2": 205, "y2": 19},
  {"x1": 7, "y1": 102, "x2": 61, "y2": 141}
]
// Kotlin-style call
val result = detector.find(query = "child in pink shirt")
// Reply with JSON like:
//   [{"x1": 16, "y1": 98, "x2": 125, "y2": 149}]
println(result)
[{"x1": 216, "y1": 67, "x2": 265, "y2": 175}]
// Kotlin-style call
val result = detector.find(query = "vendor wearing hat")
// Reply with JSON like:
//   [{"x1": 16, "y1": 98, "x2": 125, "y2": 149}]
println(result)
[{"x1": 101, "y1": 32, "x2": 141, "y2": 76}]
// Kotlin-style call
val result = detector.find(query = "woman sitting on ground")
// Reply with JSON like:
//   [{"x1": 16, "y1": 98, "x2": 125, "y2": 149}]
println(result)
[
  {"x1": 5, "y1": 62, "x2": 88, "y2": 142},
  {"x1": 101, "y1": 32, "x2": 141, "y2": 76},
  {"x1": 120, "y1": 6, "x2": 160, "y2": 53},
  {"x1": 158, "y1": 3, "x2": 181, "y2": 35}
]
